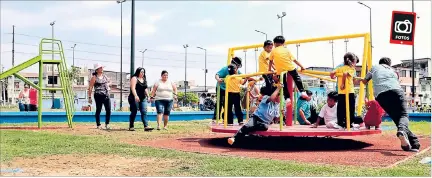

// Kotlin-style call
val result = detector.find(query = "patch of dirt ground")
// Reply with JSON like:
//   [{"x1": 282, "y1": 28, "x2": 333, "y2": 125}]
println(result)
[
  {"x1": 125, "y1": 133, "x2": 431, "y2": 168},
  {"x1": 0, "y1": 154, "x2": 175, "y2": 176}
]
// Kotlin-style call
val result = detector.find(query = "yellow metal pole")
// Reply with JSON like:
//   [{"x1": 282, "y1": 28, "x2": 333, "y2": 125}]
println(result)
[
  {"x1": 279, "y1": 72, "x2": 286, "y2": 131},
  {"x1": 299, "y1": 72, "x2": 337, "y2": 83},
  {"x1": 357, "y1": 34, "x2": 369, "y2": 115},
  {"x1": 224, "y1": 77, "x2": 230, "y2": 128},
  {"x1": 216, "y1": 85, "x2": 220, "y2": 125},
  {"x1": 246, "y1": 85, "x2": 250, "y2": 122},
  {"x1": 230, "y1": 33, "x2": 367, "y2": 51},
  {"x1": 367, "y1": 41, "x2": 374, "y2": 100}
]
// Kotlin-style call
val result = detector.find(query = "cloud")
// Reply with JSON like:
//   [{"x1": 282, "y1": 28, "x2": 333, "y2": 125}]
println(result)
[
  {"x1": 1, "y1": 2, "x2": 168, "y2": 37},
  {"x1": 188, "y1": 19, "x2": 216, "y2": 28},
  {"x1": 80, "y1": 1, "x2": 116, "y2": 9}
]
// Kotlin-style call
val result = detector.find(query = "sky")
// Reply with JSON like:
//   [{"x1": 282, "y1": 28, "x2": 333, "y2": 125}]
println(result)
[{"x1": 1, "y1": 0, "x2": 431, "y2": 86}]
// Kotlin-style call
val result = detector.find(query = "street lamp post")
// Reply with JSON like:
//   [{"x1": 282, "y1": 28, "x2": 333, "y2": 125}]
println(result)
[
  {"x1": 71, "y1": 44, "x2": 76, "y2": 67},
  {"x1": 130, "y1": 0, "x2": 135, "y2": 76},
  {"x1": 197, "y1": 47, "x2": 207, "y2": 92},
  {"x1": 183, "y1": 44, "x2": 189, "y2": 106},
  {"x1": 50, "y1": 21, "x2": 55, "y2": 109},
  {"x1": 358, "y1": 2, "x2": 372, "y2": 58},
  {"x1": 139, "y1": 49, "x2": 147, "y2": 67},
  {"x1": 117, "y1": 0, "x2": 126, "y2": 108},
  {"x1": 277, "y1": 12, "x2": 286, "y2": 36},
  {"x1": 254, "y1": 30, "x2": 267, "y2": 40}
]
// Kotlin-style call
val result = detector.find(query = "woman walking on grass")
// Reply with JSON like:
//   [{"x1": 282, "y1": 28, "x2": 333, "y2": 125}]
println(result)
[
  {"x1": 88, "y1": 63, "x2": 112, "y2": 130},
  {"x1": 128, "y1": 67, "x2": 154, "y2": 131},
  {"x1": 150, "y1": 70, "x2": 177, "y2": 130}
]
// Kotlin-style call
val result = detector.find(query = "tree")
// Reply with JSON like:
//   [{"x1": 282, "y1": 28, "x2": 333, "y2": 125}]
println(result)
[
  {"x1": 177, "y1": 92, "x2": 199, "y2": 106},
  {"x1": 66, "y1": 66, "x2": 81, "y2": 96}
]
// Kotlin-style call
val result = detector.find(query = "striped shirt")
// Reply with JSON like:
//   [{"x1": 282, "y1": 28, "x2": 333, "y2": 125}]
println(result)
[{"x1": 365, "y1": 64, "x2": 402, "y2": 98}]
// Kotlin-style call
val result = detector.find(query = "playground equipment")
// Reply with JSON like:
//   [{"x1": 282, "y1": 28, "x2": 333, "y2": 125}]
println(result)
[
  {"x1": 0, "y1": 39, "x2": 75, "y2": 128},
  {"x1": 211, "y1": 33, "x2": 381, "y2": 136}
]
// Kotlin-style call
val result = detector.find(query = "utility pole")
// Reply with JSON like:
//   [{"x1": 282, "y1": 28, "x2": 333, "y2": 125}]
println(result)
[
  {"x1": 197, "y1": 47, "x2": 207, "y2": 92},
  {"x1": 71, "y1": 44, "x2": 76, "y2": 67},
  {"x1": 50, "y1": 21, "x2": 56, "y2": 109},
  {"x1": 296, "y1": 44, "x2": 300, "y2": 61},
  {"x1": 344, "y1": 39, "x2": 349, "y2": 53},
  {"x1": 130, "y1": 0, "x2": 135, "y2": 75},
  {"x1": 139, "y1": 49, "x2": 147, "y2": 67},
  {"x1": 183, "y1": 44, "x2": 189, "y2": 106},
  {"x1": 411, "y1": 0, "x2": 415, "y2": 106},
  {"x1": 11, "y1": 25, "x2": 15, "y2": 105},
  {"x1": 116, "y1": 0, "x2": 126, "y2": 108}
]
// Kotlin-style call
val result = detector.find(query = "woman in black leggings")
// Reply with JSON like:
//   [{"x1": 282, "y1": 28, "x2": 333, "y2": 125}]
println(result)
[
  {"x1": 88, "y1": 63, "x2": 112, "y2": 130},
  {"x1": 128, "y1": 67, "x2": 154, "y2": 131}
]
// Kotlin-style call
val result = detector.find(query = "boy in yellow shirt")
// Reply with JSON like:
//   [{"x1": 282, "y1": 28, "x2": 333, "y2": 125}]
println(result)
[
  {"x1": 226, "y1": 64, "x2": 249, "y2": 125},
  {"x1": 258, "y1": 40, "x2": 276, "y2": 95},
  {"x1": 330, "y1": 52, "x2": 358, "y2": 129},
  {"x1": 269, "y1": 36, "x2": 308, "y2": 106}
]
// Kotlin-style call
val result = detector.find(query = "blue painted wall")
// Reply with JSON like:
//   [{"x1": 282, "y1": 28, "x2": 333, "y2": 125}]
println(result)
[
  {"x1": 0, "y1": 111, "x2": 214, "y2": 123},
  {"x1": 0, "y1": 111, "x2": 430, "y2": 124}
]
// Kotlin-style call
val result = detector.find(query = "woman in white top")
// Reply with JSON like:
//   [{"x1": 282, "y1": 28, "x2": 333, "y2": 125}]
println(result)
[
  {"x1": 19, "y1": 83, "x2": 31, "y2": 111},
  {"x1": 150, "y1": 70, "x2": 178, "y2": 130}
]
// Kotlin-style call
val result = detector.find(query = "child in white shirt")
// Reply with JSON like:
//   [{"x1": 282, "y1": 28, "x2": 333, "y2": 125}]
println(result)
[{"x1": 312, "y1": 91, "x2": 340, "y2": 129}]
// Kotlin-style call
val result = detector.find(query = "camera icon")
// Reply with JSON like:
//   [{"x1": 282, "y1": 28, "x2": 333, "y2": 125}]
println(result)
[{"x1": 394, "y1": 20, "x2": 412, "y2": 34}]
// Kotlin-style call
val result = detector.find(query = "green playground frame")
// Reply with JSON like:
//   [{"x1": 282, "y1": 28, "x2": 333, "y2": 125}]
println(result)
[{"x1": 0, "y1": 39, "x2": 75, "y2": 128}]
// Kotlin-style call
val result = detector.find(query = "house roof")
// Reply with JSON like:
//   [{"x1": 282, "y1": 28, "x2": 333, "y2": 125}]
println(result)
[{"x1": 18, "y1": 72, "x2": 40, "y2": 78}]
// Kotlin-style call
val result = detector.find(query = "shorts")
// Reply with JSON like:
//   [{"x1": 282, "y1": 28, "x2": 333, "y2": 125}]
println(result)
[{"x1": 155, "y1": 99, "x2": 174, "y2": 115}]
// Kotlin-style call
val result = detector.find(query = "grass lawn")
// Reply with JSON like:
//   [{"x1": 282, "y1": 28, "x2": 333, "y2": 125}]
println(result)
[{"x1": 0, "y1": 120, "x2": 430, "y2": 176}]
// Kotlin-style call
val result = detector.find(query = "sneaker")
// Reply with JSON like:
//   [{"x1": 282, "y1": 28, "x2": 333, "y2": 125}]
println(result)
[
  {"x1": 96, "y1": 125, "x2": 102, "y2": 129},
  {"x1": 333, "y1": 124, "x2": 344, "y2": 130},
  {"x1": 156, "y1": 126, "x2": 161, "y2": 130},
  {"x1": 352, "y1": 124, "x2": 361, "y2": 129},
  {"x1": 105, "y1": 124, "x2": 111, "y2": 130},
  {"x1": 144, "y1": 127, "x2": 154, "y2": 132},
  {"x1": 227, "y1": 137, "x2": 235, "y2": 145},
  {"x1": 300, "y1": 92, "x2": 308, "y2": 98},
  {"x1": 396, "y1": 131, "x2": 412, "y2": 151},
  {"x1": 163, "y1": 127, "x2": 168, "y2": 131},
  {"x1": 129, "y1": 127, "x2": 135, "y2": 131},
  {"x1": 410, "y1": 139, "x2": 421, "y2": 152}
]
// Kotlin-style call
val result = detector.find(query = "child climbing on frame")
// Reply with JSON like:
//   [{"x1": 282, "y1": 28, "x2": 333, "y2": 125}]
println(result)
[
  {"x1": 269, "y1": 36, "x2": 308, "y2": 108},
  {"x1": 228, "y1": 84, "x2": 283, "y2": 145},
  {"x1": 258, "y1": 40, "x2": 277, "y2": 95}
]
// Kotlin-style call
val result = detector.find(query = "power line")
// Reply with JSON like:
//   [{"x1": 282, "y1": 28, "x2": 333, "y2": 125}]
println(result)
[
  {"x1": 3, "y1": 32, "x2": 226, "y2": 57},
  {"x1": 1, "y1": 51, "x2": 222, "y2": 70},
  {"x1": 9, "y1": 42, "x2": 221, "y2": 64}
]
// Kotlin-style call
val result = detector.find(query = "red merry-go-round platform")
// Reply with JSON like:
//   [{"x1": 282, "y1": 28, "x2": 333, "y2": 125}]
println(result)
[{"x1": 210, "y1": 123, "x2": 382, "y2": 137}]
